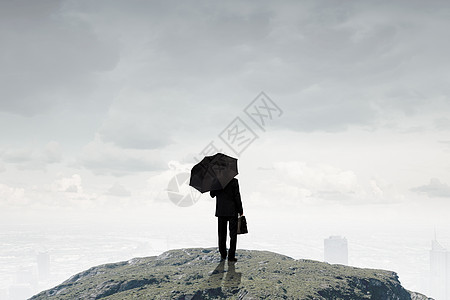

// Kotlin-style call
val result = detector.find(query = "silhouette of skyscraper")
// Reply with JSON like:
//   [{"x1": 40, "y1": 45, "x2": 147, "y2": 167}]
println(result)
[
  {"x1": 324, "y1": 236, "x2": 348, "y2": 265},
  {"x1": 430, "y1": 238, "x2": 450, "y2": 300}
]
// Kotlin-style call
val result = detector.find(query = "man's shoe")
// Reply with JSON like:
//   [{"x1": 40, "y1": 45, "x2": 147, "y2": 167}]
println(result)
[
  {"x1": 221, "y1": 256, "x2": 227, "y2": 261},
  {"x1": 228, "y1": 257, "x2": 238, "y2": 262}
]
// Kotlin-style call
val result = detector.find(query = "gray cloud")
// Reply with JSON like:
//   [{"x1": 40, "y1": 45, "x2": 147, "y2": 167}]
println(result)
[
  {"x1": 42, "y1": 141, "x2": 63, "y2": 163},
  {"x1": 96, "y1": 87, "x2": 240, "y2": 151},
  {"x1": 1, "y1": 147, "x2": 33, "y2": 164},
  {"x1": 80, "y1": 153, "x2": 165, "y2": 176},
  {"x1": 3, "y1": 0, "x2": 448, "y2": 132},
  {"x1": 106, "y1": 183, "x2": 131, "y2": 197},
  {"x1": 435, "y1": 117, "x2": 450, "y2": 131},
  {"x1": 69, "y1": 0, "x2": 450, "y2": 136},
  {"x1": 0, "y1": 0, "x2": 119, "y2": 116},
  {"x1": 411, "y1": 178, "x2": 450, "y2": 198},
  {"x1": 64, "y1": 185, "x2": 79, "y2": 193},
  {"x1": 0, "y1": 141, "x2": 62, "y2": 170},
  {"x1": 78, "y1": 138, "x2": 166, "y2": 176},
  {"x1": 2, "y1": 0, "x2": 450, "y2": 181},
  {"x1": 97, "y1": 97, "x2": 175, "y2": 150}
]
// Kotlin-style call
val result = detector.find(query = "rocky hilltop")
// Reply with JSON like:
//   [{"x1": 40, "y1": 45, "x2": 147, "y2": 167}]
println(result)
[{"x1": 30, "y1": 248, "x2": 432, "y2": 300}]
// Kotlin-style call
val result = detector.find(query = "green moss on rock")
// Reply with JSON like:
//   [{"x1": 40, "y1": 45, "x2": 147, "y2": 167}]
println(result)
[{"x1": 30, "y1": 248, "x2": 432, "y2": 300}]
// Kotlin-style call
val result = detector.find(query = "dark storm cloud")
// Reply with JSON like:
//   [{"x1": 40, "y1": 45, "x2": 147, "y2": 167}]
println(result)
[
  {"x1": 70, "y1": 0, "x2": 450, "y2": 137},
  {"x1": 3, "y1": 0, "x2": 450, "y2": 159},
  {"x1": 267, "y1": 0, "x2": 450, "y2": 132},
  {"x1": 0, "y1": 0, "x2": 119, "y2": 116}
]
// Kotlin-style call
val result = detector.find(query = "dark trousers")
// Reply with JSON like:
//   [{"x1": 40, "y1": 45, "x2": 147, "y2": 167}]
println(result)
[{"x1": 218, "y1": 216, "x2": 238, "y2": 259}]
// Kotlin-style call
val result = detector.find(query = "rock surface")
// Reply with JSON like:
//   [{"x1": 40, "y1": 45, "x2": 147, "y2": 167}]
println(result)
[{"x1": 30, "y1": 248, "x2": 432, "y2": 300}]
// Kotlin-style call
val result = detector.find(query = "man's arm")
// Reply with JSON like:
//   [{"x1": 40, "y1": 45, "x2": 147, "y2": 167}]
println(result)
[{"x1": 234, "y1": 179, "x2": 243, "y2": 216}]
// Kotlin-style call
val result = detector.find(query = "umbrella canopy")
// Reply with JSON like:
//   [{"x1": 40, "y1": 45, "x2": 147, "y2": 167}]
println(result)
[{"x1": 189, "y1": 153, "x2": 238, "y2": 193}]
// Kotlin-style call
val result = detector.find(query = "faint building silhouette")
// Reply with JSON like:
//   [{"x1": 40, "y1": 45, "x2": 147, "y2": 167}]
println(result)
[
  {"x1": 0, "y1": 288, "x2": 7, "y2": 300},
  {"x1": 11, "y1": 266, "x2": 37, "y2": 300},
  {"x1": 37, "y1": 251, "x2": 50, "y2": 280},
  {"x1": 430, "y1": 238, "x2": 450, "y2": 300},
  {"x1": 324, "y1": 236, "x2": 348, "y2": 265}
]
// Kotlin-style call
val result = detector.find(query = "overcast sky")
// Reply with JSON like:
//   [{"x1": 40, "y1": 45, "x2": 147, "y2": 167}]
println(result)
[{"x1": 1, "y1": 0, "x2": 450, "y2": 234}]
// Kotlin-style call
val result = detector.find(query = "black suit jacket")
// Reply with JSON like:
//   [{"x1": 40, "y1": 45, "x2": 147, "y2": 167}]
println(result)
[{"x1": 210, "y1": 178, "x2": 243, "y2": 217}]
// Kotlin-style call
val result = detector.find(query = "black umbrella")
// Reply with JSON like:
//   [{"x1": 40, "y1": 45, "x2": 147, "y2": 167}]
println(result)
[{"x1": 189, "y1": 153, "x2": 238, "y2": 193}]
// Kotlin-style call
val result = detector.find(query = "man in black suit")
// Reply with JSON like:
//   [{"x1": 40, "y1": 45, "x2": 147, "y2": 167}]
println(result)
[{"x1": 210, "y1": 178, "x2": 243, "y2": 262}]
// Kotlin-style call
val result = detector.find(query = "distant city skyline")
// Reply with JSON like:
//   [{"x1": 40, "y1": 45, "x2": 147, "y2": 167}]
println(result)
[{"x1": 0, "y1": 220, "x2": 445, "y2": 299}]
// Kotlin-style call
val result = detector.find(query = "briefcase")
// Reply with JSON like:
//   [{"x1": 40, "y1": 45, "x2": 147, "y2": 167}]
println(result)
[{"x1": 237, "y1": 215, "x2": 248, "y2": 234}]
